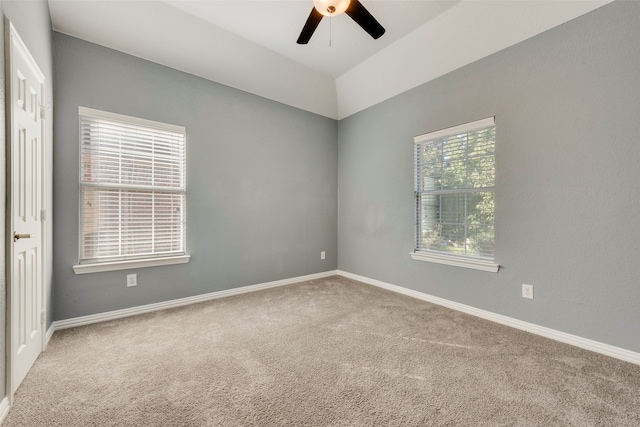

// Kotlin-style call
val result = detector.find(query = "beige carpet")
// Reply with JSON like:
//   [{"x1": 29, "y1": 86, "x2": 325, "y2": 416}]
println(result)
[{"x1": 4, "y1": 276, "x2": 640, "y2": 426}]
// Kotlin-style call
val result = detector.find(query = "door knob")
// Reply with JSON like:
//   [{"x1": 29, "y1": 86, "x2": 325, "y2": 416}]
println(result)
[{"x1": 14, "y1": 232, "x2": 34, "y2": 242}]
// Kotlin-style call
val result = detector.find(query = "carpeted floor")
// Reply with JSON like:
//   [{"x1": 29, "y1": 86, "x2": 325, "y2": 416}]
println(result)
[{"x1": 4, "y1": 276, "x2": 640, "y2": 426}]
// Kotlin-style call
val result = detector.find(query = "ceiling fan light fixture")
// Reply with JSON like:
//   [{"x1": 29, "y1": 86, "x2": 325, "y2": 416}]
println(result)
[
  {"x1": 313, "y1": 0, "x2": 350, "y2": 17},
  {"x1": 297, "y1": 0, "x2": 384, "y2": 45}
]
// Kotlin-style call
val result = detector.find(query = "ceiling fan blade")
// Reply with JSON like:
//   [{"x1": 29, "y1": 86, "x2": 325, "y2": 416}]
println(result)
[
  {"x1": 345, "y1": 0, "x2": 385, "y2": 40},
  {"x1": 297, "y1": 7, "x2": 324, "y2": 44}
]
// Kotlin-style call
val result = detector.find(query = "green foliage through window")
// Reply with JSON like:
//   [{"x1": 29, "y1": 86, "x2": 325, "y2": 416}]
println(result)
[{"x1": 414, "y1": 118, "x2": 495, "y2": 259}]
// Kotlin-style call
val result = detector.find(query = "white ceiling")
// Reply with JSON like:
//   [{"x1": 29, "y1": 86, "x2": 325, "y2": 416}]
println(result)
[
  {"x1": 163, "y1": 0, "x2": 458, "y2": 77},
  {"x1": 48, "y1": 0, "x2": 613, "y2": 119}
]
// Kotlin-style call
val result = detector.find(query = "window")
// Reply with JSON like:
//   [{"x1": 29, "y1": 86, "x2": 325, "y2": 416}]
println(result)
[
  {"x1": 412, "y1": 117, "x2": 498, "y2": 272},
  {"x1": 73, "y1": 107, "x2": 189, "y2": 274}
]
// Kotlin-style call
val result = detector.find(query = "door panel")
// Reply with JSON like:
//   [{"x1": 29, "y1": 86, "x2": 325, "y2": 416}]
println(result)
[{"x1": 8, "y1": 23, "x2": 46, "y2": 394}]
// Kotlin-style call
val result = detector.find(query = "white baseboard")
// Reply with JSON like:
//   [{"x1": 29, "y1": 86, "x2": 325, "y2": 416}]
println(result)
[
  {"x1": 47, "y1": 268, "x2": 640, "y2": 366},
  {"x1": 0, "y1": 397, "x2": 10, "y2": 425},
  {"x1": 337, "y1": 270, "x2": 640, "y2": 366},
  {"x1": 51, "y1": 270, "x2": 338, "y2": 333},
  {"x1": 45, "y1": 323, "x2": 56, "y2": 347}
]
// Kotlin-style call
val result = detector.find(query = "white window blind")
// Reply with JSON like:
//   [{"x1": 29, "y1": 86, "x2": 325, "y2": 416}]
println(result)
[
  {"x1": 414, "y1": 117, "x2": 495, "y2": 260},
  {"x1": 79, "y1": 107, "x2": 186, "y2": 263}
]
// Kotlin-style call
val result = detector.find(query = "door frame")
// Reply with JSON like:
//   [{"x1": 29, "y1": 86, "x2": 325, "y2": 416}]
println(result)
[{"x1": 5, "y1": 19, "x2": 48, "y2": 402}]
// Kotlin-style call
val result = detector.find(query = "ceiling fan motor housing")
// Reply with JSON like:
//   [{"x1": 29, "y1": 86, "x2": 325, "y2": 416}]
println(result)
[{"x1": 313, "y1": 0, "x2": 350, "y2": 16}]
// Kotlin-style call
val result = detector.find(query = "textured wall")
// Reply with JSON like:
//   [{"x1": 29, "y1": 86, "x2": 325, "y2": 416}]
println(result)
[
  {"x1": 52, "y1": 34, "x2": 338, "y2": 320},
  {"x1": 337, "y1": 1, "x2": 640, "y2": 352}
]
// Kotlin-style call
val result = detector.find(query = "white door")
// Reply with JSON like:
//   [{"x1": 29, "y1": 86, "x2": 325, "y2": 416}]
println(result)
[{"x1": 7, "y1": 22, "x2": 46, "y2": 394}]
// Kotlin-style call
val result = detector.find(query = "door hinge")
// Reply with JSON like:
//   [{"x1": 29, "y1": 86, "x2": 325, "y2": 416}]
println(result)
[
  {"x1": 41, "y1": 311, "x2": 46, "y2": 325},
  {"x1": 40, "y1": 106, "x2": 45, "y2": 120},
  {"x1": 41, "y1": 209, "x2": 46, "y2": 222}
]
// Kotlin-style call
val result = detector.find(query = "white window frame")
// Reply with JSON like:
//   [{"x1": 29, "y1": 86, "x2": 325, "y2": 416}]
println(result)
[
  {"x1": 411, "y1": 117, "x2": 499, "y2": 273},
  {"x1": 73, "y1": 107, "x2": 190, "y2": 274}
]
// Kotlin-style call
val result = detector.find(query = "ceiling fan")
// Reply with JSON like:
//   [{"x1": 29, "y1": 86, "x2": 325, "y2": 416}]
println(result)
[{"x1": 297, "y1": 0, "x2": 385, "y2": 45}]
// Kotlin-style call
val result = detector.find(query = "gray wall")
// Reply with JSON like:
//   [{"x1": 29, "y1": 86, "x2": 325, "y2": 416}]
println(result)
[
  {"x1": 2, "y1": 0, "x2": 54, "y2": 397},
  {"x1": 337, "y1": 1, "x2": 640, "y2": 353},
  {"x1": 52, "y1": 33, "x2": 338, "y2": 320}
]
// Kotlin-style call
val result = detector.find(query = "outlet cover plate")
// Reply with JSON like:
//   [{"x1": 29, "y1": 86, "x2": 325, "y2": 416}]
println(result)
[
  {"x1": 127, "y1": 274, "x2": 137, "y2": 287},
  {"x1": 522, "y1": 284, "x2": 533, "y2": 299}
]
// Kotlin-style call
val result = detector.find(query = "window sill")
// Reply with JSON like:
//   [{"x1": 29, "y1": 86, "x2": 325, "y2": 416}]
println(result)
[
  {"x1": 73, "y1": 255, "x2": 191, "y2": 274},
  {"x1": 411, "y1": 251, "x2": 499, "y2": 273}
]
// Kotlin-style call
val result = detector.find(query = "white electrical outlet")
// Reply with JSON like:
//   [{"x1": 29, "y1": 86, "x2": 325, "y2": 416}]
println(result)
[
  {"x1": 321, "y1": 251, "x2": 326, "y2": 260},
  {"x1": 127, "y1": 274, "x2": 137, "y2": 287},
  {"x1": 522, "y1": 284, "x2": 533, "y2": 299}
]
